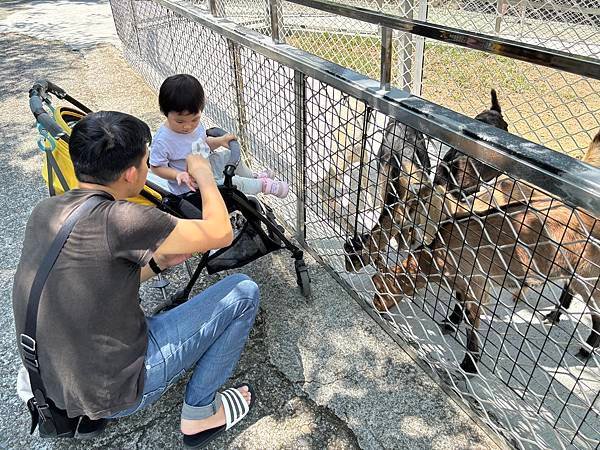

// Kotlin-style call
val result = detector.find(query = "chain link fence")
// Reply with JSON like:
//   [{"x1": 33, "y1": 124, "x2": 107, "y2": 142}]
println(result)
[
  {"x1": 203, "y1": 0, "x2": 599, "y2": 158},
  {"x1": 109, "y1": 0, "x2": 599, "y2": 448}
]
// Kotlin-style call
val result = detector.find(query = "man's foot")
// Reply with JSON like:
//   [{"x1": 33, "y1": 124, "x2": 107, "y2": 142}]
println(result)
[
  {"x1": 260, "y1": 178, "x2": 289, "y2": 198},
  {"x1": 252, "y1": 169, "x2": 276, "y2": 179},
  {"x1": 181, "y1": 386, "x2": 252, "y2": 435}
]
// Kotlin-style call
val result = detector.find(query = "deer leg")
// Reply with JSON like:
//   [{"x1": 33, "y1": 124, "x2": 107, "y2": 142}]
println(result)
[
  {"x1": 343, "y1": 169, "x2": 397, "y2": 271},
  {"x1": 512, "y1": 284, "x2": 529, "y2": 303},
  {"x1": 544, "y1": 282, "x2": 573, "y2": 325},
  {"x1": 442, "y1": 295, "x2": 464, "y2": 335},
  {"x1": 577, "y1": 302, "x2": 600, "y2": 358},
  {"x1": 364, "y1": 203, "x2": 404, "y2": 272},
  {"x1": 460, "y1": 296, "x2": 482, "y2": 374}
]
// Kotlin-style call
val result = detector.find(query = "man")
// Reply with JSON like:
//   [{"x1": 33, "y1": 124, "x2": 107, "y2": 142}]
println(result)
[{"x1": 13, "y1": 111, "x2": 259, "y2": 447}]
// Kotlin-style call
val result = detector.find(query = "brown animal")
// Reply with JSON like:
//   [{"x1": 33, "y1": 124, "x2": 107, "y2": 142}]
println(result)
[
  {"x1": 433, "y1": 89, "x2": 509, "y2": 196},
  {"x1": 345, "y1": 89, "x2": 510, "y2": 272},
  {"x1": 373, "y1": 131, "x2": 600, "y2": 373}
]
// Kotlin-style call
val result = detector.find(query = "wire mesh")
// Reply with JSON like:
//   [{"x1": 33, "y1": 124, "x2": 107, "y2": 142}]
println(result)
[
  {"x1": 419, "y1": 43, "x2": 600, "y2": 158},
  {"x1": 188, "y1": 0, "x2": 600, "y2": 157},
  {"x1": 110, "y1": 0, "x2": 600, "y2": 447},
  {"x1": 326, "y1": 108, "x2": 600, "y2": 448},
  {"x1": 420, "y1": 0, "x2": 600, "y2": 157}
]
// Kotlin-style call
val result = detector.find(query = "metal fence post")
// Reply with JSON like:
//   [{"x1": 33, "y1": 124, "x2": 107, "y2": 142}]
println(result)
[
  {"x1": 227, "y1": 40, "x2": 249, "y2": 155},
  {"x1": 209, "y1": 0, "x2": 225, "y2": 17},
  {"x1": 398, "y1": 0, "x2": 415, "y2": 91},
  {"x1": 495, "y1": 0, "x2": 507, "y2": 34},
  {"x1": 380, "y1": 27, "x2": 393, "y2": 91},
  {"x1": 128, "y1": 0, "x2": 143, "y2": 56},
  {"x1": 269, "y1": 0, "x2": 284, "y2": 43},
  {"x1": 378, "y1": 0, "x2": 392, "y2": 90},
  {"x1": 294, "y1": 70, "x2": 306, "y2": 243},
  {"x1": 412, "y1": 0, "x2": 428, "y2": 95}
]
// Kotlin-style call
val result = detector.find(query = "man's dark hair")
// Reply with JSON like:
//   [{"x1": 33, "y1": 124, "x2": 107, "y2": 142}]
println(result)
[
  {"x1": 158, "y1": 74, "x2": 205, "y2": 116},
  {"x1": 69, "y1": 111, "x2": 151, "y2": 185}
]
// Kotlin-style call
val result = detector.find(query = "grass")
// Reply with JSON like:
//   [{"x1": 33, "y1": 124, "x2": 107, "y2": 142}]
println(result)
[{"x1": 287, "y1": 31, "x2": 600, "y2": 157}]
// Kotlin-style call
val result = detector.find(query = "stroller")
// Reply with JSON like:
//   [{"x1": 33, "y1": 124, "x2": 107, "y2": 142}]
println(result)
[{"x1": 29, "y1": 80, "x2": 312, "y2": 311}]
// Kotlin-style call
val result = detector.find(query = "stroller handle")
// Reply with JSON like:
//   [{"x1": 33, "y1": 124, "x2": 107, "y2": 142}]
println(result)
[
  {"x1": 206, "y1": 127, "x2": 242, "y2": 180},
  {"x1": 29, "y1": 80, "x2": 93, "y2": 142},
  {"x1": 29, "y1": 80, "x2": 68, "y2": 140}
]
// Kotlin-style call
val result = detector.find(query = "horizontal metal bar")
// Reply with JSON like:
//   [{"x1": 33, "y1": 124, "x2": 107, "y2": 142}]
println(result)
[
  {"x1": 151, "y1": 0, "x2": 600, "y2": 217},
  {"x1": 286, "y1": 0, "x2": 600, "y2": 81}
]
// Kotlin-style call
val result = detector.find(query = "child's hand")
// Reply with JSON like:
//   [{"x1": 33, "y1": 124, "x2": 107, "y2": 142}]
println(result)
[{"x1": 176, "y1": 171, "x2": 198, "y2": 192}]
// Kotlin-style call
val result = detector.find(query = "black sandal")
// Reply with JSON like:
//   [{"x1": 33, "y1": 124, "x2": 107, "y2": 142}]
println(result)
[{"x1": 182, "y1": 384, "x2": 256, "y2": 449}]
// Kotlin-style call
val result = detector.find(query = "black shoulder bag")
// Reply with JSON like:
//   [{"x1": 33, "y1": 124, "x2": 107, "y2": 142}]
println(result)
[{"x1": 20, "y1": 195, "x2": 105, "y2": 438}]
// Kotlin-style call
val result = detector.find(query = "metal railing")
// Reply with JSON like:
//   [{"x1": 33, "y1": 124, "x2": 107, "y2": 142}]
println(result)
[
  {"x1": 201, "y1": 0, "x2": 600, "y2": 158},
  {"x1": 109, "y1": 0, "x2": 600, "y2": 448}
]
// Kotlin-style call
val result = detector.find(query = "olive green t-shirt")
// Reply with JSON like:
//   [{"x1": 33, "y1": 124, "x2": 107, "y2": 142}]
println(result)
[{"x1": 12, "y1": 189, "x2": 177, "y2": 419}]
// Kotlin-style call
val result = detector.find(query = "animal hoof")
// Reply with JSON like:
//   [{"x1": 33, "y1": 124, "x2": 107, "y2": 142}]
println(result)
[
  {"x1": 543, "y1": 310, "x2": 561, "y2": 324},
  {"x1": 441, "y1": 320, "x2": 457, "y2": 335},
  {"x1": 459, "y1": 356, "x2": 479, "y2": 375},
  {"x1": 576, "y1": 347, "x2": 593, "y2": 359}
]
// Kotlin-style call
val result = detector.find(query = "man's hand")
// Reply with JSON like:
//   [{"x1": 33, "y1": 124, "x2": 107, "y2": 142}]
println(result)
[
  {"x1": 186, "y1": 153, "x2": 212, "y2": 176},
  {"x1": 176, "y1": 171, "x2": 198, "y2": 191}
]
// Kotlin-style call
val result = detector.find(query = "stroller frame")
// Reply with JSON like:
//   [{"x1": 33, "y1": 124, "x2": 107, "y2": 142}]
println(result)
[{"x1": 29, "y1": 80, "x2": 311, "y2": 310}]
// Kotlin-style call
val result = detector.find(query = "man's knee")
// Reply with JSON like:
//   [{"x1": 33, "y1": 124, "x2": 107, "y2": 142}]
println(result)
[{"x1": 225, "y1": 274, "x2": 260, "y2": 309}]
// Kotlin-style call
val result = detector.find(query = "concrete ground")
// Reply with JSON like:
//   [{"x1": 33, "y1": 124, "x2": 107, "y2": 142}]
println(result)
[{"x1": 0, "y1": 1, "x2": 499, "y2": 449}]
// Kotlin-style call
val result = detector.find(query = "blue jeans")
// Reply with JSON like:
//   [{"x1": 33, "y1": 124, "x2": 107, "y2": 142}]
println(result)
[{"x1": 108, "y1": 273, "x2": 259, "y2": 420}]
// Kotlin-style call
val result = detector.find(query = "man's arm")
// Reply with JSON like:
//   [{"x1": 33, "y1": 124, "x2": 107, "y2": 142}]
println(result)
[
  {"x1": 140, "y1": 263, "x2": 157, "y2": 282},
  {"x1": 157, "y1": 154, "x2": 233, "y2": 255},
  {"x1": 140, "y1": 253, "x2": 191, "y2": 282}
]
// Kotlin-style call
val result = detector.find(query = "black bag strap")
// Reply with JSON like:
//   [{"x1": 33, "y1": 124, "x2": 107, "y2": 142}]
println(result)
[{"x1": 20, "y1": 195, "x2": 105, "y2": 434}]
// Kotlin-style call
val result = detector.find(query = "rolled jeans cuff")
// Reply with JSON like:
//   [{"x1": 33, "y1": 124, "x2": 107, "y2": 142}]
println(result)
[{"x1": 181, "y1": 393, "x2": 223, "y2": 420}]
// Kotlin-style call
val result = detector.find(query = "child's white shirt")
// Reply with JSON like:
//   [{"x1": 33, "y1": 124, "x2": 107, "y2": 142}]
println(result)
[{"x1": 149, "y1": 123, "x2": 207, "y2": 195}]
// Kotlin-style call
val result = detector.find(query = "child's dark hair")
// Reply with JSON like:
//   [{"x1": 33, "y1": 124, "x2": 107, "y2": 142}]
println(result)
[
  {"x1": 70, "y1": 111, "x2": 151, "y2": 185},
  {"x1": 159, "y1": 74, "x2": 205, "y2": 116}
]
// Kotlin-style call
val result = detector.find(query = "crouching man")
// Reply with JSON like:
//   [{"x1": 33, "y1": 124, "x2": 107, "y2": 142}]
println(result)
[{"x1": 12, "y1": 111, "x2": 259, "y2": 448}]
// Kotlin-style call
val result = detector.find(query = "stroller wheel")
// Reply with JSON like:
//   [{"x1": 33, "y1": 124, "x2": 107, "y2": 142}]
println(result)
[
  {"x1": 298, "y1": 270, "x2": 311, "y2": 297},
  {"x1": 295, "y1": 260, "x2": 311, "y2": 298}
]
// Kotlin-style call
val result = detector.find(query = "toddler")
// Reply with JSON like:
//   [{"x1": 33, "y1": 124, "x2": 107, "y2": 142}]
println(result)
[{"x1": 150, "y1": 74, "x2": 288, "y2": 199}]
